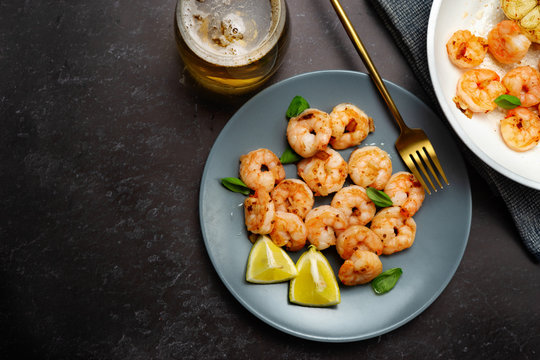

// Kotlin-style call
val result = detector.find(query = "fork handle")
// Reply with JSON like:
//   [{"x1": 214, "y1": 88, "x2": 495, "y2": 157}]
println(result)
[{"x1": 330, "y1": 0, "x2": 410, "y2": 134}]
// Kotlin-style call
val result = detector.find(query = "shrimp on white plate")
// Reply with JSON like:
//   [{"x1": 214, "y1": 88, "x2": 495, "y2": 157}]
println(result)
[
  {"x1": 502, "y1": 66, "x2": 540, "y2": 108},
  {"x1": 500, "y1": 106, "x2": 540, "y2": 152},
  {"x1": 488, "y1": 20, "x2": 531, "y2": 65},
  {"x1": 453, "y1": 69, "x2": 507, "y2": 118},
  {"x1": 446, "y1": 29, "x2": 488, "y2": 69}
]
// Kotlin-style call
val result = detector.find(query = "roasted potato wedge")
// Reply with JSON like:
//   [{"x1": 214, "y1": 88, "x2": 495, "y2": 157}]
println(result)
[{"x1": 501, "y1": 0, "x2": 540, "y2": 43}]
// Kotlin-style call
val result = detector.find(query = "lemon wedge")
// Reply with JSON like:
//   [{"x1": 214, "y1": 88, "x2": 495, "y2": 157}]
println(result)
[
  {"x1": 246, "y1": 235, "x2": 298, "y2": 284},
  {"x1": 289, "y1": 245, "x2": 341, "y2": 307}
]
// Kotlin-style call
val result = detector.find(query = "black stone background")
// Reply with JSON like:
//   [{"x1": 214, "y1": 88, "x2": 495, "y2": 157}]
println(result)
[{"x1": 1, "y1": 0, "x2": 539, "y2": 359}]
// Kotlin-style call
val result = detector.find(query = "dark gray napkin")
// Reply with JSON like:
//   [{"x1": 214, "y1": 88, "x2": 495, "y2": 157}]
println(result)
[{"x1": 370, "y1": 0, "x2": 540, "y2": 261}]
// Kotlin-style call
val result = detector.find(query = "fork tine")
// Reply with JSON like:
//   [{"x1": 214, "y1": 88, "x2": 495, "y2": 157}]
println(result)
[
  {"x1": 410, "y1": 151, "x2": 436, "y2": 193},
  {"x1": 423, "y1": 142, "x2": 449, "y2": 185},
  {"x1": 420, "y1": 147, "x2": 443, "y2": 189},
  {"x1": 402, "y1": 153, "x2": 431, "y2": 195}
]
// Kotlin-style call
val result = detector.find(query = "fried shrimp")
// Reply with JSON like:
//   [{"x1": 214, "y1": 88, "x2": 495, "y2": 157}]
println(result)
[
  {"x1": 488, "y1": 20, "x2": 531, "y2": 64},
  {"x1": 370, "y1": 206, "x2": 417, "y2": 255},
  {"x1": 269, "y1": 211, "x2": 307, "y2": 252},
  {"x1": 297, "y1": 148, "x2": 348, "y2": 196},
  {"x1": 330, "y1": 185, "x2": 376, "y2": 227},
  {"x1": 286, "y1": 108, "x2": 332, "y2": 158},
  {"x1": 336, "y1": 225, "x2": 383, "y2": 260},
  {"x1": 500, "y1": 107, "x2": 540, "y2": 151},
  {"x1": 329, "y1": 103, "x2": 374, "y2": 150},
  {"x1": 239, "y1": 148, "x2": 285, "y2": 192},
  {"x1": 244, "y1": 190, "x2": 275, "y2": 235},
  {"x1": 270, "y1": 178, "x2": 314, "y2": 220},
  {"x1": 502, "y1": 66, "x2": 540, "y2": 108},
  {"x1": 453, "y1": 69, "x2": 506, "y2": 118},
  {"x1": 348, "y1": 146, "x2": 392, "y2": 190},
  {"x1": 446, "y1": 30, "x2": 488, "y2": 69},
  {"x1": 304, "y1": 205, "x2": 348, "y2": 250},
  {"x1": 338, "y1": 249, "x2": 383, "y2": 286},
  {"x1": 384, "y1": 171, "x2": 425, "y2": 217}
]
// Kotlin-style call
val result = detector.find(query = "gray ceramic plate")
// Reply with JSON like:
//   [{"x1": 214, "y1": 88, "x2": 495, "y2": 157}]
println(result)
[{"x1": 199, "y1": 70, "x2": 471, "y2": 342}]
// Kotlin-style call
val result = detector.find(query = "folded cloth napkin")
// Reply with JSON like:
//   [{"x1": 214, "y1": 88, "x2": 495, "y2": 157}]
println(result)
[{"x1": 370, "y1": 0, "x2": 540, "y2": 261}]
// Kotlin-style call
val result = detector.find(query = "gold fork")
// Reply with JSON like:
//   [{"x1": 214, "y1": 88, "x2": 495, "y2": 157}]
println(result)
[{"x1": 330, "y1": 0, "x2": 448, "y2": 194}]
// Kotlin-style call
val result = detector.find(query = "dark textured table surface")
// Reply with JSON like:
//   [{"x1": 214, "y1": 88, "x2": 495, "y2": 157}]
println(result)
[{"x1": 2, "y1": 0, "x2": 539, "y2": 359}]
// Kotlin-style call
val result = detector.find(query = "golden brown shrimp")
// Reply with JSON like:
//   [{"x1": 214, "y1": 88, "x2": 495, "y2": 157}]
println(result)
[
  {"x1": 384, "y1": 171, "x2": 425, "y2": 217},
  {"x1": 336, "y1": 225, "x2": 383, "y2": 260},
  {"x1": 329, "y1": 103, "x2": 374, "y2": 150},
  {"x1": 330, "y1": 185, "x2": 376, "y2": 227},
  {"x1": 244, "y1": 190, "x2": 275, "y2": 235},
  {"x1": 286, "y1": 108, "x2": 332, "y2": 158},
  {"x1": 338, "y1": 249, "x2": 383, "y2": 286},
  {"x1": 502, "y1": 66, "x2": 540, "y2": 108},
  {"x1": 348, "y1": 146, "x2": 392, "y2": 190},
  {"x1": 370, "y1": 206, "x2": 416, "y2": 255},
  {"x1": 239, "y1": 148, "x2": 285, "y2": 192},
  {"x1": 500, "y1": 106, "x2": 540, "y2": 151},
  {"x1": 488, "y1": 20, "x2": 531, "y2": 64},
  {"x1": 304, "y1": 205, "x2": 348, "y2": 250},
  {"x1": 297, "y1": 148, "x2": 348, "y2": 196},
  {"x1": 270, "y1": 178, "x2": 314, "y2": 220},
  {"x1": 453, "y1": 69, "x2": 506, "y2": 118},
  {"x1": 269, "y1": 211, "x2": 307, "y2": 252},
  {"x1": 446, "y1": 30, "x2": 488, "y2": 69}
]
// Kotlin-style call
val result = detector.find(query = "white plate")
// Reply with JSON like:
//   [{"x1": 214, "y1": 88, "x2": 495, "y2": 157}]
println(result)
[
  {"x1": 199, "y1": 70, "x2": 471, "y2": 342},
  {"x1": 428, "y1": 0, "x2": 540, "y2": 190}
]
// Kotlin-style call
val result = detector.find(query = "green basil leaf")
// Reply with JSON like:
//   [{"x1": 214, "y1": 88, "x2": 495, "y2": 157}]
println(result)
[
  {"x1": 221, "y1": 177, "x2": 251, "y2": 195},
  {"x1": 286, "y1": 95, "x2": 310, "y2": 119},
  {"x1": 495, "y1": 94, "x2": 521, "y2": 110},
  {"x1": 371, "y1": 268, "x2": 403, "y2": 295},
  {"x1": 366, "y1": 187, "x2": 393, "y2": 207},
  {"x1": 280, "y1": 146, "x2": 302, "y2": 164}
]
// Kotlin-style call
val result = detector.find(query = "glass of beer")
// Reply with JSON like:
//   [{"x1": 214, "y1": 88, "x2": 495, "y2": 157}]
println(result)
[{"x1": 174, "y1": 0, "x2": 290, "y2": 95}]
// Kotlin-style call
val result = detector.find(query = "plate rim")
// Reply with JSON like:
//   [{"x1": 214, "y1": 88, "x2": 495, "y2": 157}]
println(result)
[
  {"x1": 427, "y1": 0, "x2": 540, "y2": 191},
  {"x1": 199, "y1": 69, "x2": 472, "y2": 342}
]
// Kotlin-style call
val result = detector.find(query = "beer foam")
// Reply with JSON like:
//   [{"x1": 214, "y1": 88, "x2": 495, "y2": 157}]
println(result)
[{"x1": 179, "y1": 0, "x2": 282, "y2": 65}]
